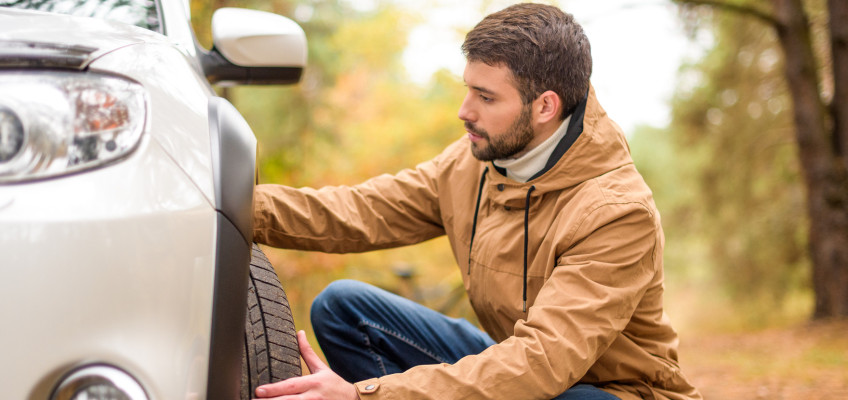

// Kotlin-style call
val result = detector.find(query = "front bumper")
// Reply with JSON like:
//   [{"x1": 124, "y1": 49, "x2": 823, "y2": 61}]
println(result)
[{"x1": 0, "y1": 137, "x2": 218, "y2": 399}]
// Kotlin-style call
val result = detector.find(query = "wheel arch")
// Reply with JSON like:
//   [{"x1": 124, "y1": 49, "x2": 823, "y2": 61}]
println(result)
[{"x1": 206, "y1": 96, "x2": 257, "y2": 400}]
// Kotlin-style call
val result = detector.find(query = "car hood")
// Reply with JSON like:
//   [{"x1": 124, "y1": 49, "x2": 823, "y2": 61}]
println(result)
[{"x1": 0, "y1": 8, "x2": 166, "y2": 69}]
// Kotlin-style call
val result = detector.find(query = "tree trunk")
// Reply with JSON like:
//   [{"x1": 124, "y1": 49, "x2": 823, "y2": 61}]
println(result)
[
  {"x1": 674, "y1": 0, "x2": 848, "y2": 319},
  {"x1": 771, "y1": 0, "x2": 848, "y2": 318},
  {"x1": 823, "y1": 0, "x2": 848, "y2": 318},
  {"x1": 831, "y1": 0, "x2": 848, "y2": 161}
]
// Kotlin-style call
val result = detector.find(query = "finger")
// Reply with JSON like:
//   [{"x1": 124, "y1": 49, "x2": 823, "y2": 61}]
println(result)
[
  {"x1": 254, "y1": 375, "x2": 311, "y2": 398},
  {"x1": 297, "y1": 330, "x2": 329, "y2": 374}
]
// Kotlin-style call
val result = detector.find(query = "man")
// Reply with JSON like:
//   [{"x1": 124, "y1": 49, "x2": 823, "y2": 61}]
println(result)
[{"x1": 252, "y1": 3, "x2": 701, "y2": 400}]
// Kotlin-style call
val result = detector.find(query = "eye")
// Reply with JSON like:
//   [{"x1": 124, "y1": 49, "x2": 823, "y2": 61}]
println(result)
[{"x1": 480, "y1": 94, "x2": 493, "y2": 103}]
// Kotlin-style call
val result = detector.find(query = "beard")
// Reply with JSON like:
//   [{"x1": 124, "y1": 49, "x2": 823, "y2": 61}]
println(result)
[{"x1": 467, "y1": 104, "x2": 534, "y2": 161}]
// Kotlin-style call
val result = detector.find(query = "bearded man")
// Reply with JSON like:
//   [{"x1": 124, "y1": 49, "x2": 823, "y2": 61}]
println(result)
[{"x1": 251, "y1": 3, "x2": 702, "y2": 400}]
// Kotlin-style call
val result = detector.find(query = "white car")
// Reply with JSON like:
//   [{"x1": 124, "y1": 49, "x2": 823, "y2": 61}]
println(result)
[{"x1": 0, "y1": 0, "x2": 304, "y2": 399}]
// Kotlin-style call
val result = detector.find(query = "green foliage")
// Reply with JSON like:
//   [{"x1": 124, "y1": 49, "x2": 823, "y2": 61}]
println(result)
[
  {"x1": 644, "y1": 4, "x2": 821, "y2": 326},
  {"x1": 190, "y1": 0, "x2": 474, "y2": 335},
  {"x1": 217, "y1": 1, "x2": 464, "y2": 188},
  {"x1": 189, "y1": 0, "x2": 829, "y2": 332}
]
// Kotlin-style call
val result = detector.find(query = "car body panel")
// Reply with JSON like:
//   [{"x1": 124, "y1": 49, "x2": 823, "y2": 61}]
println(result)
[
  {"x1": 0, "y1": 8, "x2": 160, "y2": 67},
  {"x1": 0, "y1": 8, "x2": 217, "y2": 203},
  {"x1": 0, "y1": 0, "x2": 305, "y2": 397},
  {"x1": 158, "y1": 0, "x2": 200, "y2": 62},
  {"x1": 91, "y1": 43, "x2": 218, "y2": 205},
  {"x1": 0, "y1": 137, "x2": 217, "y2": 399}
]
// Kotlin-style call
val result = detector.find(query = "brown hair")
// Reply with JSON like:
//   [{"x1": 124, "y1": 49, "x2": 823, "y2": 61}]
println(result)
[{"x1": 462, "y1": 3, "x2": 592, "y2": 118}]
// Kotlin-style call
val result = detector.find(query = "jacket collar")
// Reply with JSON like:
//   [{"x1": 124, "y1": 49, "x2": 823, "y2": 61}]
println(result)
[{"x1": 484, "y1": 85, "x2": 634, "y2": 207}]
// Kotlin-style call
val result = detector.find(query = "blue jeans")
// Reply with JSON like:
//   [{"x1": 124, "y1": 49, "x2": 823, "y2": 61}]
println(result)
[{"x1": 310, "y1": 280, "x2": 619, "y2": 400}]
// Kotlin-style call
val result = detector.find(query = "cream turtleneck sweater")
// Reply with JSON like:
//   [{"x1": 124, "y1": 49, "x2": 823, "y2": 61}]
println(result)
[{"x1": 492, "y1": 115, "x2": 571, "y2": 183}]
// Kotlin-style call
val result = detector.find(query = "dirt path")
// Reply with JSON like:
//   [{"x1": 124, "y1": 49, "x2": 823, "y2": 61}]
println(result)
[{"x1": 678, "y1": 320, "x2": 848, "y2": 399}]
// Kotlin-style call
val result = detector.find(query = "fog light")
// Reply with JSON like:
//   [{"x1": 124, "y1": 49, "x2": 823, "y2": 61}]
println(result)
[
  {"x1": 0, "y1": 106, "x2": 24, "y2": 163},
  {"x1": 51, "y1": 365, "x2": 148, "y2": 400}
]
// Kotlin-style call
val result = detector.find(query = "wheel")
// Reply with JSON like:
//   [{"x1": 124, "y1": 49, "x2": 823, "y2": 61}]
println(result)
[{"x1": 241, "y1": 244, "x2": 302, "y2": 399}]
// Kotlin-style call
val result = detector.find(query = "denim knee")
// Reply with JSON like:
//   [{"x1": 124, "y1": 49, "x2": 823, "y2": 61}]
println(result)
[{"x1": 310, "y1": 279, "x2": 367, "y2": 331}]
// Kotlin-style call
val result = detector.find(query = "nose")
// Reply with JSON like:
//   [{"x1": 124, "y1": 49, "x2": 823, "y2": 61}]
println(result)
[{"x1": 457, "y1": 92, "x2": 475, "y2": 122}]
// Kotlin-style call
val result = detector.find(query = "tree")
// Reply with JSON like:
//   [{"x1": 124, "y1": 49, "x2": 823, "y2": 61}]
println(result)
[
  {"x1": 673, "y1": 0, "x2": 848, "y2": 318},
  {"x1": 653, "y1": 6, "x2": 809, "y2": 326}
]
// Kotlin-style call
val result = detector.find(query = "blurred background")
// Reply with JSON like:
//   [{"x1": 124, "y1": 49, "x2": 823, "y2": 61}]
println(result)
[{"x1": 190, "y1": 0, "x2": 847, "y2": 397}]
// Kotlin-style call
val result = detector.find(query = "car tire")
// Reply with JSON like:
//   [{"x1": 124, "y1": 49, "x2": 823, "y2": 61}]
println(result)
[{"x1": 241, "y1": 244, "x2": 302, "y2": 399}]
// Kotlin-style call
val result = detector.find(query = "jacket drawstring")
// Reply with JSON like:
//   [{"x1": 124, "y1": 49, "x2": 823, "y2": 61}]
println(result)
[
  {"x1": 467, "y1": 169, "x2": 535, "y2": 313},
  {"x1": 468, "y1": 167, "x2": 489, "y2": 275},
  {"x1": 523, "y1": 185, "x2": 536, "y2": 312}
]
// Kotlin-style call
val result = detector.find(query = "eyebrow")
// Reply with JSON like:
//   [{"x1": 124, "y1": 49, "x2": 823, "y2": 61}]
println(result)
[{"x1": 468, "y1": 84, "x2": 496, "y2": 96}]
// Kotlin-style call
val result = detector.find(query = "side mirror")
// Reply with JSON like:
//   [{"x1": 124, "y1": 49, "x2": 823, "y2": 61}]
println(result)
[{"x1": 201, "y1": 8, "x2": 307, "y2": 85}]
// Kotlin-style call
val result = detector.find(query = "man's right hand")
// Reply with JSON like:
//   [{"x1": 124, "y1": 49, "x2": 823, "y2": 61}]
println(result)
[{"x1": 253, "y1": 330, "x2": 360, "y2": 400}]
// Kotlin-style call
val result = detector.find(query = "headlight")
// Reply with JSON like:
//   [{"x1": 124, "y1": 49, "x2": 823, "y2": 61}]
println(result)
[
  {"x1": 51, "y1": 365, "x2": 148, "y2": 400},
  {"x1": 0, "y1": 71, "x2": 146, "y2": 183}
]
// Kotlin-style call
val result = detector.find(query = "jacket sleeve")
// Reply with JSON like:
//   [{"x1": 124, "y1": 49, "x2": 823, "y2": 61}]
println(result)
[
  {"x1": 356, "y1": 201, "x2": 659, "y2": 399},
  {"x1": 253, "y1": 156, "x2": 447, "y2": 253}
]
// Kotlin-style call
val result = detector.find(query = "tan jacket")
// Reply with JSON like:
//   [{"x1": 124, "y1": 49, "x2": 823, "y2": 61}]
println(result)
[{"x1": 253, "y1": 87, "x2": 701, "y2": 400}]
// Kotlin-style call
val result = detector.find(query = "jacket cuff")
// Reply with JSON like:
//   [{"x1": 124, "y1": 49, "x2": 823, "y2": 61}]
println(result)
[{"x1": 355, "y1": 378, "x2": 381, "y2": 396}]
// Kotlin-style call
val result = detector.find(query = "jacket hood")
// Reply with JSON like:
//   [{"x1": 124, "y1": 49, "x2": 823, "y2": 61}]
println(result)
[
  {"x1": 0, "y1": 8, "x2": 164, "y2": 70},
  {"x1": 466, "y1": 85, "x2": 635, "y2": 312},
  {"x1": 486, "y1": 85, "x2": 634, "y2": 208}
]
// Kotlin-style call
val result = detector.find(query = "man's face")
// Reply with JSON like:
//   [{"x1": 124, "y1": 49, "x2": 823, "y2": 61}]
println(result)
[{"x1": 459, "y1": 61, "x2": 535, "y2": 161}]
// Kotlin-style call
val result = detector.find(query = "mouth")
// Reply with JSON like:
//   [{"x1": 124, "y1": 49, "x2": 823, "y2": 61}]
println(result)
[{"x1": 465, "y1": 122, "x2": 486, "y2": 142}]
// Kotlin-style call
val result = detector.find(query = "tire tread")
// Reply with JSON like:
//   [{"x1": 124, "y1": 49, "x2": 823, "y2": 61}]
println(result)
[{"x1": 241, "y1": 244, "x2": 301, "y2": 400}]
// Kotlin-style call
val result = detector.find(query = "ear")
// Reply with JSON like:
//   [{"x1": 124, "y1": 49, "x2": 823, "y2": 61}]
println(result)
[{"x1": 533, "y1": 90, "x2": 562, "y2": 125}]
